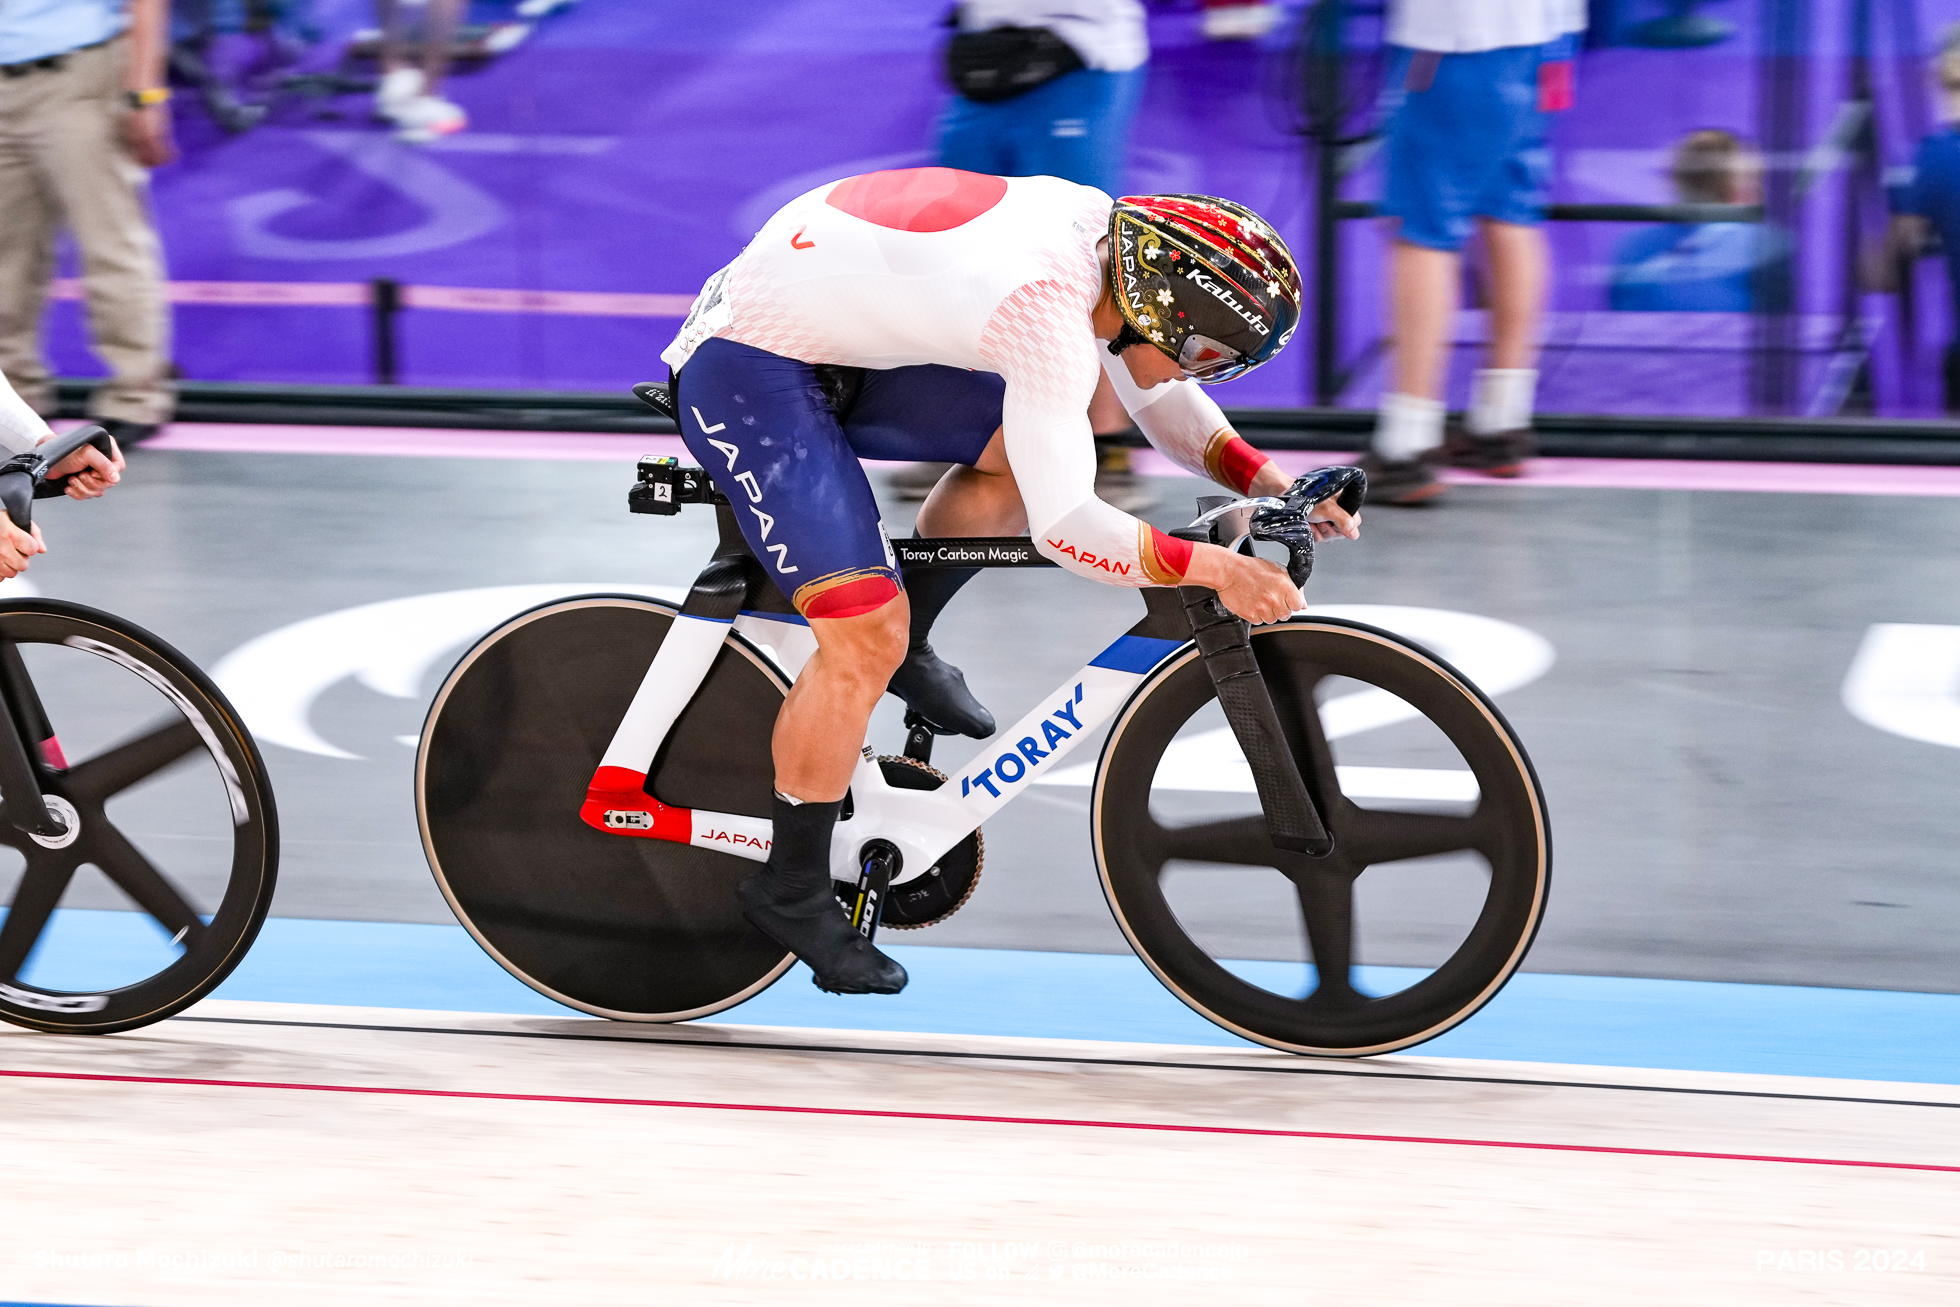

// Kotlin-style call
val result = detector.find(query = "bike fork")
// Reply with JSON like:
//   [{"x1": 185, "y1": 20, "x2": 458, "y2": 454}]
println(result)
[
  {"x1": 0, "y1": 640, "x2": 64, "y2": 839},
  {"x1": 1179, "y1": 589, "x2": 1334, "y2": 858}
]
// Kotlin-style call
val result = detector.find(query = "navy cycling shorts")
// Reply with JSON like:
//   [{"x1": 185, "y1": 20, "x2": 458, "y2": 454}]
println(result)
[{"x1": 675, "y1": 337, "x2": 1005, "y2": 619}]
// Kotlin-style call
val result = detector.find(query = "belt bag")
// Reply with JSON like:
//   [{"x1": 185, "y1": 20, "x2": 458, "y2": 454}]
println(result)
[{"x1": 945, "y1": 25, "x2": 1085, "y2": 103}]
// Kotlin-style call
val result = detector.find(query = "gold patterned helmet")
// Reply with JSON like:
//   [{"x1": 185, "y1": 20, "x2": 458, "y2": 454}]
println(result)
[{"x1": 1106, "y1": 194, "x2": 1301, "y2": 384}]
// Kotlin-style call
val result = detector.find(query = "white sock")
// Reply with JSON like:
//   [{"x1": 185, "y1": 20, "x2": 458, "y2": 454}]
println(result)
[
  {"x1": 1467, "y1": 368, "x2": 1537, "y2": 436},
  {"x1": 1373, "y1": 392, "x2": 1444, "y2": 463}
]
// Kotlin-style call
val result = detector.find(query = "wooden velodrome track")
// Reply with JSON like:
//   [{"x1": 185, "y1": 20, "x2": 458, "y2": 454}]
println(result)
[
  {"x1": 1, "y1": 999, "x2": 1953, "y2": 1305},
  {"x1": 3, "y1": 426, "x2": 1957, "y2": 1304}
]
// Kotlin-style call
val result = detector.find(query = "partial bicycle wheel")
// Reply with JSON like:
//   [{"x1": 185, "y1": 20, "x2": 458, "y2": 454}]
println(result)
[
  {"x1": 0, "y1": 599, "x2": 278, "y2": 1034},
  {"x1": 1093, "y1": 617, "x2": 1550, "y2": 1056},
  {"x1": 416, "y1": 596, "x2": 795, "y2": 1020}
]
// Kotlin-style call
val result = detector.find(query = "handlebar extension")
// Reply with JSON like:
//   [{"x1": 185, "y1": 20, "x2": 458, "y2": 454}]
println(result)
[
  {"x1": 1170, "y1": 465, "x2": 1366, "y2": 588},
  {"x1": 0, "y1": 424, "x2": 118, "y2": 532}
]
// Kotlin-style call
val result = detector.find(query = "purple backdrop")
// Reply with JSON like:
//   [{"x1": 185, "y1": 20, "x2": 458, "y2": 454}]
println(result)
[{"x1": 38, "y1": 0, "x2": 1960, "y2": 416}]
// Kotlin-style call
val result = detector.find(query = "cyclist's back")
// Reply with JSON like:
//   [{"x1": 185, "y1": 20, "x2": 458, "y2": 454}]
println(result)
[{"x1": 666, "y1": 169, "x2": 1109, "y2": 375}]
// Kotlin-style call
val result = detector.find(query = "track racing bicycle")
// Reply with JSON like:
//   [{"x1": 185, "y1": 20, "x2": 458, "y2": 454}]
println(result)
[
  {"x1": 0, "y1": 426, "x2": 278, "y2": 1035},
  {"x1": 417, "y1": 411, "x2": 1550, "y2": 1057}
]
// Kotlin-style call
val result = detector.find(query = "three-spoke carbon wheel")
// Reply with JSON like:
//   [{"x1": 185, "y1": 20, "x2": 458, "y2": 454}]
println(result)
[
  {"x1": 417, "y1": 596, "x2": 795, "y2": 1020},
  {"x1": 1093, "y1": 617, "x2": 1550, "y2": 1056},
  {"x1": 0, "y1": 600, "x2": 278, "y2": 1034}
]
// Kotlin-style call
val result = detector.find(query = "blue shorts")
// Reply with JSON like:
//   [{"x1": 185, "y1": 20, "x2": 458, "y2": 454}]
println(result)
[
  {"x1": 675, "y1": 337, "x2": 1005, "y2": 619},
  {"x1": 1379, "y1": 43, "x2": 1555, "y2": 251},
  {"x1": 936, "y1": 66, "x2": 1146, "y2": 197}
]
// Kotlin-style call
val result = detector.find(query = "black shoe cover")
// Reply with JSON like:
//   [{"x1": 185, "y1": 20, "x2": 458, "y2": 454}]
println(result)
[
  {"x1": 887, "y1": 643, "x2": 995, "y2": 739},
  {"x1": 737, "y1": 875, "x2": 908, "y2": 995}
]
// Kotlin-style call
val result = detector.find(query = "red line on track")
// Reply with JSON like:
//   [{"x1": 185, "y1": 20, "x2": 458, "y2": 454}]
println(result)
[{"x1": 3, "y1": 1067, "x2": 1953, "y2": 1173}]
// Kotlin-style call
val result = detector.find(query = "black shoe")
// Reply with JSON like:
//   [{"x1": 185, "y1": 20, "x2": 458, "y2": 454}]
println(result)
[
  {"x1": 737, "y1": 875, "x2": 908, "y2": 995},
  {"x1": 95, "y1": 419, "x2": 160, "y2": 448},
  {"x1": 887, "y1": 643, "x2": 994, "y2": 739},
  {"x1": 1354, "y1": 451, "x2": 1446, "y2": 506}
]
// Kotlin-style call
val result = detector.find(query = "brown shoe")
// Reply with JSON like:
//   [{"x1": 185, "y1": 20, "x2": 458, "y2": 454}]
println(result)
[
  {"x1": 1444, "y1": 423, "x2": 1535, "y2": 478},
  {"x1": 1354, "y1": 451, "x2": 1446, "y2": 505}
]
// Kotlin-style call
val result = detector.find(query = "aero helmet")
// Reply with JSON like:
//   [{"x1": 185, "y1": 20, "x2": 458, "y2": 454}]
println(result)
[{"x1": 1106, "y1": 194, "x2": 1301, "y2": 384}]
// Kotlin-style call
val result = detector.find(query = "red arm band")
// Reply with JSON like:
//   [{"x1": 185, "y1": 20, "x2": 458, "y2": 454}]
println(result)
[{"x1": 1202, "y1": 429, "x2": 1274, "y2": 496}]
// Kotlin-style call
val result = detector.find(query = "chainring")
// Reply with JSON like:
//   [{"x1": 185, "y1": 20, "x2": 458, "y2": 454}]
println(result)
[{"x1": 831, "y1": 755, "x2": 983, "y2": 929}]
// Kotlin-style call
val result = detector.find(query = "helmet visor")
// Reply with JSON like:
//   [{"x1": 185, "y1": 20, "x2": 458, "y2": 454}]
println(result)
[{"x1": 1177, "y1": 333, "x2": 1250, "y2": 383}]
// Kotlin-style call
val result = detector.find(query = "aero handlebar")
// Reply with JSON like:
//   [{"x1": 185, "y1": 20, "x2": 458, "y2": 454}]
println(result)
[
  {"x1": 1172, "y1": 464, "x2": 1367, "y2": 587},
  {"x1": 0, "y1": 424, "x2": 117, "y2": 532}
]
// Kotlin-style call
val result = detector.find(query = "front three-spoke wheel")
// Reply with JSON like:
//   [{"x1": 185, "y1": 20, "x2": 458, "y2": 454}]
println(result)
[
  {"x1": 1093, "y1": 617, "x2": 1549, "y2": 1056},
  {"x1": 0, "y1": 600, "x2": 277, "y2": 1034}
]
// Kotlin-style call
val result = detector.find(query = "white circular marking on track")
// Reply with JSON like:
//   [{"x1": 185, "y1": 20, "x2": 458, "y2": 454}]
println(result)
[
  {"x1": 213, "y1": 583, "x2": 683, "y2": 759},
  {"x1": 1842, "y1": 623, "x2": 1960, "y2": 749}
]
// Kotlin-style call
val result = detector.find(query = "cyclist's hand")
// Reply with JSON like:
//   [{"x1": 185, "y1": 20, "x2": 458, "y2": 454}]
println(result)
[
  {"x1": 43, "y1": 435, "x2": 124, "y2": 500},
  {"x1": 0, "y1": 517, "x2": 46, "y2": 579},
  {"x1": 1309, "y1": 494, "x2": 1360, "y2": 542},
  {"x1": 1248, "y1": 464, "x2": 1362, "y2": 542},
  {"x1": 1184, "y1": 543, "x2": 1300, "y2": 625}
]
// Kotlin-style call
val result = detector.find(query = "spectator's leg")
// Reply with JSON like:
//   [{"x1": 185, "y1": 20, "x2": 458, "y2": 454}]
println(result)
[
  {"x1": 376, "y1": 0, "x2": 409, "y2": 75},
  {"x1": 1360, "y1": 238, "x2": 1454, "y2": 504},
  {"x1": 420, "y1": 0, "x2": 466, "y2": 96},
  {"x1": 1389, "y1": 238, "x2": 1460, "y2": 403},
  {"x1": 1448, "y1": 41, "x2": 1552, "y2": 478},
  {"x1": 42, "y1": 40, "x2": 174, "y2": 429},
  {"x1": 373, "y1": 0, "x2": 466, "y2": 140},
  {"x1": 1368, "y1": 43, "x2": 1475, "y2": 505},
  {"x1": 1460, "y1": 218, "x2": 1544, "y2": 467},
  {"x1": 1009, "y1": 67, "x2": 1145, "y2": 198},
  {"x1": 935, "y1": 95, "x2": 1014, "y2": 180},
  {"x1": 0, "y1": 84, "x2": 61, "y2": 417},
  {"x1": 1480, "y1": 219, "x2": 1546, "y2": 372}
]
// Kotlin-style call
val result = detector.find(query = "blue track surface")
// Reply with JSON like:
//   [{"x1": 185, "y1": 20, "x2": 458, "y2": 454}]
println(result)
[{"x1": 12, "y1": 910, "x2": 1958, "y2": 1084}]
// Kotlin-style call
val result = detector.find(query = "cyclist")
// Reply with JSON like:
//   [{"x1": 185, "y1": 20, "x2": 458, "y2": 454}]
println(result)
[
  {"x1": 650, "y1": 168, "x2": 1357, "y2": 995},
  {"x1": 0, "y1": 370, "x2": 125, "y2": 578}
]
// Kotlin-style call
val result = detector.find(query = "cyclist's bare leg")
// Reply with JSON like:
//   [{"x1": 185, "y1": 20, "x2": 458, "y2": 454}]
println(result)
[
  {"x1": 774, "y1": 593, "x2": 911, "y2": 802},
  {"x1": 916, "y1": 427, "x2": 1024, "y2": 536},
  {"x1": 737, "y1": 592, "x2": 912, "y2": 995}
]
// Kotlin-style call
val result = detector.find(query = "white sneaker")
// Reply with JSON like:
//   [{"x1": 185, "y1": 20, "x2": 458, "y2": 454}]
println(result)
[
  {"x1": 1202, "y1": 4, "x2": 1282, "y2": 41},
  {"x1": 383, "y1": 93, "x2": 467, "y2": 143},
  {"x1": 516, "y1": 0, "x2": 576, "y2": 16}
]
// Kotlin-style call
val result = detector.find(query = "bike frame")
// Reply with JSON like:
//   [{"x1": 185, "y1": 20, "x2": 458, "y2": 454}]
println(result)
[
  {"x1": 575, "y1": 476, "x2": 1331, "y2": 903},
  {"x1": 582, "y1": 598, "x2": 1184, "y2": 888}
]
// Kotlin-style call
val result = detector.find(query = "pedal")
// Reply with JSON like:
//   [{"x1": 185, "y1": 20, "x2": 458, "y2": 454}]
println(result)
[{"x1": 847, "y1": 843, "x2": 899, "y2": 943}]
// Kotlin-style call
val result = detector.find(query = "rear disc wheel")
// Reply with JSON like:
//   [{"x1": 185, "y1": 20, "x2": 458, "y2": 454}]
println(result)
[{"x1": 416, "y1": 596, "x2": 794, "y2": 1021}]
